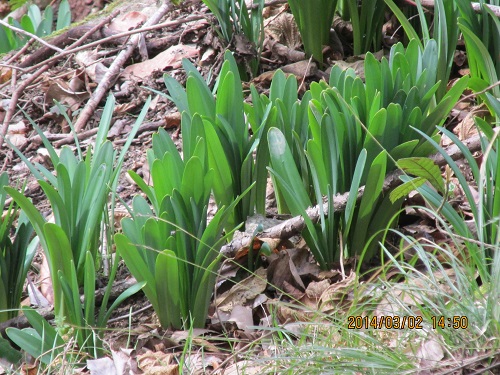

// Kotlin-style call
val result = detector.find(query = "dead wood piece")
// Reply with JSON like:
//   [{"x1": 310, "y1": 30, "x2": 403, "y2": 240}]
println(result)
[
  {"x1": 268, "y1": 41, "x2": 306, "y2": 62},
  {"x1": 19, "y1": 24, "x2": 126, "y2": 69},
  {"x1": 72, "y1": 1, "x2": 174, "y2": 133},
  {"x1": 221, "y1": 134, "x2": 483, "y2": 257},
  {"x1": 25, "y1": 14, "x2": 206, "y2": 75},
  {"x1": 145, "y1": 31, "x2": 183, "y2": 55},
  {"x1": 412, "y1": 0, "x2": 500, "y2": 17}
]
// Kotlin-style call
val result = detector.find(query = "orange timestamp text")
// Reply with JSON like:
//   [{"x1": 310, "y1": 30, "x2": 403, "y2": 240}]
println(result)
[{"x1": 347, "y1": 315, "x2": 468, "y2": 330}]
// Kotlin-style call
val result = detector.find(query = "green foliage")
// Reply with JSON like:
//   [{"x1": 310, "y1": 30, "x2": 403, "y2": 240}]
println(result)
[
  {"x1": 455, "y1": 0, "x2": 500, "y2": 107},
  {"x1": 375, "y1": 228, "x2": 500, "y2": 353},
  {"x1": 8, "y1": 0, "x2": 28, "y2": 11},
  {"x1": 0, "y1": 174, "x2": 38, "y2": 323},
  {"x1": 6, "y1": 307, "x2": 65, "y2": 365},
  {"x1": 269, "y1": 127, "x2": 367, "y2": 268},
  {"x1": 287, "y1": 0, "x2": 338, "y2": 62},
  {"x1": 0, "y1": 0, "x2": 71, "y2": 53},
  {"x1": 385, "y1": 0, "x2": 459, "y2": 102},
  {"x1": 118, "y1": 125, "x2": 250, "y2": 329},
  {"x1": 389, "y1": 157, "x2": 445, "y2": 203},
  {"x1": 246, "y1": 69, "x2": 311, "y2": 213},
  {"x1": 407, "y1": 116, "x2": 500, "y2": 282},
  {"x1": 0, "y1": 334, "x2": 22, "y2": 365},
  {"x1": 5, "y1": 95, "x2": 149, "y2": 356},
  {"x1": 164, "y1": 51, "x2": 265, "y2": 230},
  {"x1": 268, "y1": 40, "x2": 468, "y2": 267},
  {"x1": 347, "y1": 0, "x2": 386, "y2": 55},
  {"x1": 201, "y1": 0, "x2": 264, "y2": 74}
]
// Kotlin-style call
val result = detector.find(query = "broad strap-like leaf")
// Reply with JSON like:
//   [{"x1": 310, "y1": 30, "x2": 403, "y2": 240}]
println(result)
[
  {"x1": 115, "y1": 233, "x2": 159, "y2": 313},
  {"x1": 268, "y1": 127, "x2": 311, "y2": 211},
  {"x1": 397, "y1": 157, "x2": 445, "y2": 194},
  {"x1": 389, "y1": 176, "x2": 427, "y2": 203},
  {"x1": 156, "y1": 250, "x2": 183, "y2": 329}
]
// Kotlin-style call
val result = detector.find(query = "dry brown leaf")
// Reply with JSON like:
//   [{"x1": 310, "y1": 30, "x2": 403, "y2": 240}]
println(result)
[
  {"x1": 43, "y1": 78, "x2": 89, "y2": 112},
  {"x1": 184, "y1": 353, "x2": 223, "y2": 374},
  {"x1": 275, "y1": 302, "x2": 315, "y2": 322},
  {"x1": 417, "y1": 339, "x2": 445, "y2": 369},
  {"x1": 267, "y1": 250, "x2": 305, "y2": 292},
  {"x1": 107, "y1": 11, "x2": 147, "y2": 33},
  {"x1": 319, "y1": 271, "x2": 357, "y2": 313},
  {"x1": 281, "y1": 60, "x2": 318, "y2": 79},
  {"x1": 228, "y1": 305, "x2": 254, "y2": 332},
  {"x1": 282, "y1": 280, "x2": 304, "y2": 300},
  {"x1": 123, "y1": 44, "x2": 199, "y2": 81},
  {"x1": 215, "y1": 267, "x2": 267, "y2": 312},
  {"x1": 6, "y1": 133, "x2": 27, "y2": 149},
  {"x1": 289, "y1": 247, "x2": 320, "y2": 278},
  {"x1": 306, "y1": 279, "x2": 331, "y2": 299},
  {"x1": 0, "y1": 67, "x2": 12, "y2": 84},
  {"x1": 137, "y1": 351, "x2": 175, "y2": 370},
  {"x1": 223, "y1": 360, "x2": 264, "y2": 375}
]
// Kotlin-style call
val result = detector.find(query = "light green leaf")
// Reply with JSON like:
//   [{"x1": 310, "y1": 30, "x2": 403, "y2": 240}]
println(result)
[
  {"x1": 397, "y1": 157, "x2": 445, "y2": 194},
  {"x1": 389, "y1": 176, "x2": 427, "y2": 203}
]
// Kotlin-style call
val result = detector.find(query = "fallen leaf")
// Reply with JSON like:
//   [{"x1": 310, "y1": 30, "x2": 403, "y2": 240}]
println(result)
[
  {"x1": 123, "y1": 44, "x2": 199, "y2": 81},
  {"x1": 267, "y1": 250, "x2": 305, "y2": 292},
  {"x1": 228, "y1": 305, "x2": 255, "y2": 332},
  {"x1": 43, "y1": 78, "x2": 89, "y2": 111},
  {"x1": 417, "y1": 339, "x2": 444, "y2": 368},
  {"x1": 215, "y1": 268, "x2": 267, "y2": 312},
  {"x1": 107, "y1": 11, "x2": 147, "y2": 33},
  {"x1": 87, "y1": 357, "x2": 117, "y2": 375}
]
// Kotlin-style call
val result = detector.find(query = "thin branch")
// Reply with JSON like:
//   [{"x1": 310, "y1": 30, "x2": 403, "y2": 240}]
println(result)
[
  {"x1": 24, "y1": 13, "x2": 206, "y2": 72},
  {"x1": 457, "y1": 79, "x2": 500, "y2": 105},
  {"x1": 71, "y1": 1, "x2": 175, "y2": 133},
  {"x1": 0, "y1": 9, "x2": 120, "y2": 151},
  {"x1": 0, "y1": 19, "x2": 63, "y2": 53},
  {"x1": 0, "y1": 64, "x2": 27, "y2": 72},
  {"x1": 412, "y1": 0, "x2": 500, "y2": 17}
]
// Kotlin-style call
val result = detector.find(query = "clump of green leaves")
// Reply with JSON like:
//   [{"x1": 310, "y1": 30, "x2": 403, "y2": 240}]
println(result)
[
  {"x1": 118, "y1": 123, "x2": 249, "y2": 329},
  {"x1": 346, "y1": 0, "x2": 386, "y2": 55},
  {"x1": 164, "y1": 51, "x2": 265, "y2": 231},
  {"x1": 5, "y1": 95, "x2": 148, "y2": 357},
  {"x1": 268, "y1": 40, "x2": 468, "y2": 268},
  {"x1": 246, "y1": 69, "x2": 311, "y2": 213},
  {"x1": 0, "y1": 0, "x2": 71, "y2": 53},
  {"x1": 385, "y1": 0, "x2": 460, "y2": 102},
  {"x1": 455, "y1": 0, "x2": 500, "y2": 108},
  {"x1": 0, "y1": 173, "x2": 38, "y2": 323},
  {"x1": 401, "y1": 112, "x2": 500, "y2": 282},
  {"x1": 201, "y1": 0, "x2": 264, "y2": 74},
  {"x1": 287, "y1": 0, "x2": 338, "y2": 62}
]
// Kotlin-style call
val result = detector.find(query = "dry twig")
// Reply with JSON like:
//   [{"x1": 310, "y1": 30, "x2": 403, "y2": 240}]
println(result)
[
  {"x1": 71, "y1": 0, "x2": 175, "y2": 134},
  {"x1": 0, "y1": 19, "x2": 63, "y2": 53},
  {"x1": 0, "y1": 10, "x2": 121, "y2": 152}
]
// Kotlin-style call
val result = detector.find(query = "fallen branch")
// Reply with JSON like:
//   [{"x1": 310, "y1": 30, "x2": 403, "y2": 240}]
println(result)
[
  {"x1": 221, "y1": 134, "x2": 483, "y2": 256},
  {"x1": 0, "y1": 11, "x2": 119, "y2": 152},
  {"x1": 409, "y1": 0, "x2": 500, "y2": 17},
  {"x1": 23, "y1": 13, "x2": 206, "y2": 73},
  {"x1": 72, "y1": 1, "x2": 174, "y2": 133}
]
